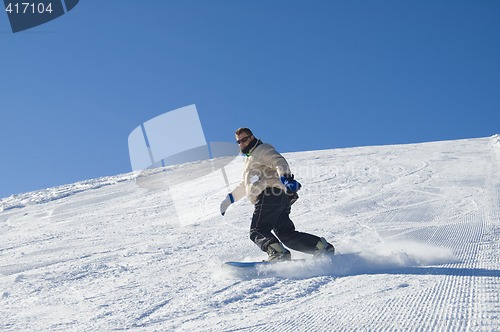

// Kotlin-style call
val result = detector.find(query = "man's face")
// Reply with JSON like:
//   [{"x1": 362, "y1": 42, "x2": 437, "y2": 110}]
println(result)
[{"x1": 236, "y1": 133, "x2": 254, "y2": 152}]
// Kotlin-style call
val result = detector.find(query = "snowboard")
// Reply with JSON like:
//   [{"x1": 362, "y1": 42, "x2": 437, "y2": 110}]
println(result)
[
  {"x1": 222, "y1": 256, "x2": 337, "y2": 279},
  {"x1": 224, "y1": 258, "x2": 308, "y2": 268}
]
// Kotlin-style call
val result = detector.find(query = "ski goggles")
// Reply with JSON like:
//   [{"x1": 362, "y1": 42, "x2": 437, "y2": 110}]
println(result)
[{"x1": 236, "y1": 136, "x2": 252, "y2": 144}]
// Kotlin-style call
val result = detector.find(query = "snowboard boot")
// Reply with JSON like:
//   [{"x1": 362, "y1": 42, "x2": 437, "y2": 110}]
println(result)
[
  {"x1": 313, "y1": 237, "x2": 335, "y2": 257},
  {"x1": 266, "y1": 242, "x2": 292, "y2": 262}
]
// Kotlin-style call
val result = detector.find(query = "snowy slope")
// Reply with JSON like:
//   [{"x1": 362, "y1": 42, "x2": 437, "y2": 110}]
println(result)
[{"x1": 1, "y1": 136, "x2": 499, "y2": 331}]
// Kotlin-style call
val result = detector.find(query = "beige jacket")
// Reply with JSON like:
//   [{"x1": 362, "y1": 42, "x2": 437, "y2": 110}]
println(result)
[{"x1": 231, "y1": 142, "x2": 291, "y2": 204}]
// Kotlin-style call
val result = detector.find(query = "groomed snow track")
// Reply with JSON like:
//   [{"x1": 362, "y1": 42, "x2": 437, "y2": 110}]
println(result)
[{"x1": 1, "y1": 136, "x2": 499, "y2": 331}]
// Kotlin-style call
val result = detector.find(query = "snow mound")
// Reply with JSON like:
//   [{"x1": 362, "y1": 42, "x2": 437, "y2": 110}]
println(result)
[
  {"x1": 492, "y1": 134, "x2": 500, "y2": 146},
  {"x1": 0, "y1": 172, "x2": 137, "y2": 212}
]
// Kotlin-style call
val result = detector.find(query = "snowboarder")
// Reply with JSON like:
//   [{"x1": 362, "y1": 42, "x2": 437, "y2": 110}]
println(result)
[{"x1": 220, "y1": 127, "x2": 335, "y2": 262}]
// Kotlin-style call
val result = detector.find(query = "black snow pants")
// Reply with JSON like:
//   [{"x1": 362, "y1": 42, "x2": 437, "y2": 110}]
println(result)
[{"x1": 250, "y1": 187, "x2": 320, "y2": 254}]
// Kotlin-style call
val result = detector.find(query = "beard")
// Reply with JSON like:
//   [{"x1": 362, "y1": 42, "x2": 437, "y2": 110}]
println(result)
[{"x1": 241, "y1": 137, "x2": 258, "y2": 155}]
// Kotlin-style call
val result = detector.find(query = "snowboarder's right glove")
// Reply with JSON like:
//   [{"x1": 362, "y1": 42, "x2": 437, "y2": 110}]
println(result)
[
  {"x1": 220, "y1": 193, "x2": 234, "y2": 216},
  {"x1": 280, "y1": 174, "x2": 302, "y2": 193}
]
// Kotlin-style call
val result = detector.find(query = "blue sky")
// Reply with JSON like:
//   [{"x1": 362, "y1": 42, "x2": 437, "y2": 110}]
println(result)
[{"x1": 1, "y1": 0, "x2": 499, "y2": 198}]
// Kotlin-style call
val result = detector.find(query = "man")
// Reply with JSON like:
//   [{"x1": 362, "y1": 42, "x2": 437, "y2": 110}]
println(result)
[{"x1": 220, "y1": 127, "x2": 335, "y2": 262}]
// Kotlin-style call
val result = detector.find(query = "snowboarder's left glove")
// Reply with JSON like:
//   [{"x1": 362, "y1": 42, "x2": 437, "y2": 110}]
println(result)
[
  {"x1": 220, "y1": 193, "x2": 234, "y2": 216},
  {"x1": 280, "y1": 174, "x2": 301, "y2": 193}
]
